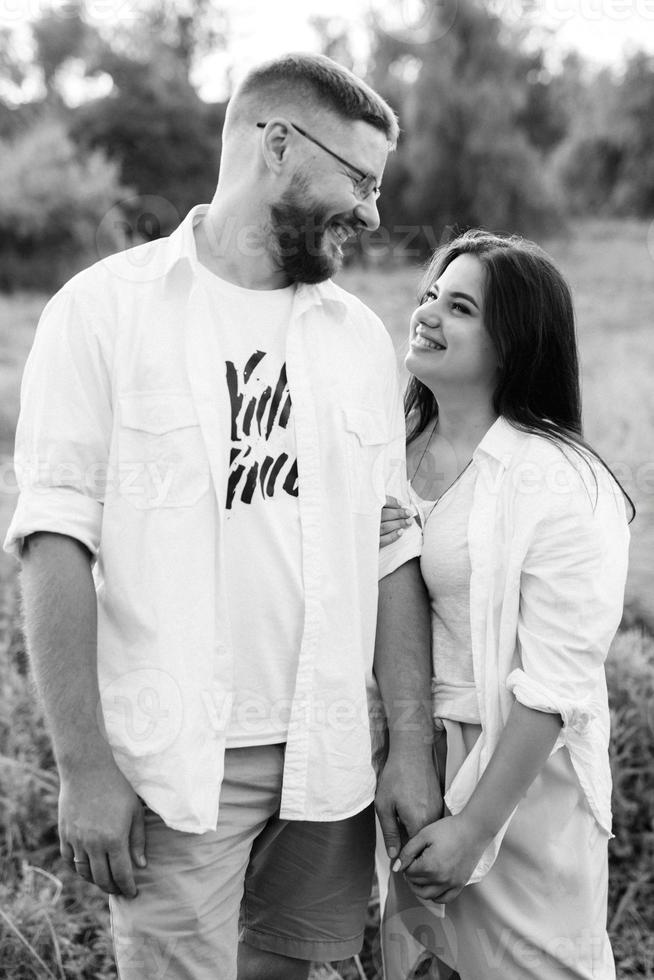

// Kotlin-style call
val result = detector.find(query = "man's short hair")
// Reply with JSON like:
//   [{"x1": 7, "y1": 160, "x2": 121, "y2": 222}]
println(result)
[{"x1": 231, "y1": 53, "x2": 399, "y2": 147}]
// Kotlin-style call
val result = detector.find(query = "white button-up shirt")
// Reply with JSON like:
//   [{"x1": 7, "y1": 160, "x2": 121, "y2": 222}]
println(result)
[
  {"x1": 4, "y1": 204, "x2": 421, "y2": 832},
  {"x1": 436, "y1": 417, "x2": 630, "y2": 882}
]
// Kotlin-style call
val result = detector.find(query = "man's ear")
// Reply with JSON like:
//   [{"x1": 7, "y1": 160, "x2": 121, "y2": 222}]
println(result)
[{"x1": 259, "y1": 120, "x2": 293, "y2": 174}]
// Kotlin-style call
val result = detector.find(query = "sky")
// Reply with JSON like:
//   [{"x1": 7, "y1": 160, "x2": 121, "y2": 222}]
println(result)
[{"x1": 2, "y1": 0, "x2": 654, "y2": 103}]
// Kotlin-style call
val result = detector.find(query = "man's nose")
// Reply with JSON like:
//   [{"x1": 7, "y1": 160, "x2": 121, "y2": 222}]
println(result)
[{"x1": 354, "y1": 195, "x2": 380, "y2": 232}]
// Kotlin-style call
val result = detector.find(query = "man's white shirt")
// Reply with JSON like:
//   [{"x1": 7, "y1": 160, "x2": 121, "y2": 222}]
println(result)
[{"x1": 5, "y1": 204, "x2": 421, "y2": 832}]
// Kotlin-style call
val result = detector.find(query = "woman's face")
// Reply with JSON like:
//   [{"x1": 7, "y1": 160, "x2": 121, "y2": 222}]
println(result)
[{"x1": 405, "y1": 253, "x2": 498, "y2": 393}]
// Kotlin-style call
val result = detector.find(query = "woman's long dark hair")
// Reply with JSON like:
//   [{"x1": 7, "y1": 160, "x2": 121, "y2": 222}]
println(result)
[{"x1": 405, "y1": 229, "x2": 635, "y2": 520}]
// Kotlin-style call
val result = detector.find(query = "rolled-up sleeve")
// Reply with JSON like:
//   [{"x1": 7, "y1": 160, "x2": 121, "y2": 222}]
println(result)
[
  {"x1": 377, "y1": 337, "x2": 421, "y2": 580},
  {"x1": 507, "y1": 465, "x2": 629, "y2": 737},
  {"x1": 4, "y1": 286, "x2": 113, "y2": 560}
]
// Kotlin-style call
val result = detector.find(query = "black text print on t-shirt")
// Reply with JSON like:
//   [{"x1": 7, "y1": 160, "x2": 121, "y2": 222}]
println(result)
[{"x1": 225, "y1": 351, "x2": 299, "y2": 508}]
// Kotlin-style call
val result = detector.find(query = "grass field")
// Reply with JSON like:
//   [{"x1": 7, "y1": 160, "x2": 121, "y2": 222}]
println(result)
[{"x1": 1, "y1": 219, "x2": 653, "y2": 979}]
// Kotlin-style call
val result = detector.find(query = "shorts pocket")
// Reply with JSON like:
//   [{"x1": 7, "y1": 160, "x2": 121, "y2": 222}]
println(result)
[
  {"x1": 342, "y1": 405, "x2": 388, "y2": 515},
  {"x1": 117, "y1": 391, "x2": 210, "y2": 509}
]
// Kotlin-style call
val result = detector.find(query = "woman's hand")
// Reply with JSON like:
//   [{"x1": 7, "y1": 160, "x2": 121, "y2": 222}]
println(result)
[
  {"x1": 380, "y1": 496, "x2": 416, "y2": 548},
  {"x1": 392, "y1": 813, "x2": 491, "y2": 904}
]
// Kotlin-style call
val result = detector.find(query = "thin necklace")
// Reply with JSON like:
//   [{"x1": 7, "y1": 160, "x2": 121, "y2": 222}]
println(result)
[
  {"x1": 410, "y1": 419, "x2": 438, "y2": 483},
  {"x1": 426, "y1": 458, "x2": 473, "y2": 522}
]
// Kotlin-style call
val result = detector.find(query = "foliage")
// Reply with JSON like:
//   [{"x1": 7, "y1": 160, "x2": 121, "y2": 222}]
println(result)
[
  {"x1": 0, "y1": 0, "x2": 228, "y2": 275},
  {"x1": 605, "y1": 629, "x2": 654, "y2": 976},
  {"x1": 554, "y1": 52, "x2": 654, "y2": 217},
  {"x1": 611, "y1": 53, "x2": 654, "y2": 215},
  {"x1": 30, "y1": 0, "x2": 88, "y2": 94},
  {"x1": 0, "y1": 572, "x2": 116, "y2": 980},
  {"x1": 68, "y1": 0, "x2": 229, "y2": 229},
  {"x1": 1, "y1": 0, "x2": 654, "y2": 291},
  {"x1": 556, "y1": 135, "x2": 624, "y2": 215},
  {"x1": 0, "y1": 117, "x2": 132, "y2": 291},
  {"x1": 70, "y1": 53, "x2": 225, "y2": 234},
  {"x1": 367, "y1": 0, "x2": 564, "y2": 253}
]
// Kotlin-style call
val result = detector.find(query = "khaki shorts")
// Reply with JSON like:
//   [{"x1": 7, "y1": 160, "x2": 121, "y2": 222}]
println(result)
[{"x1": 110, "y1": 743, "x2": 375, "y2": 980}]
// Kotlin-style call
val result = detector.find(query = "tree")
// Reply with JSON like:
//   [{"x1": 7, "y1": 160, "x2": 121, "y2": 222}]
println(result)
[
  {"x1": 612, "y1": 52, "x2": 654, "y2": 215},
  {"x1": 70, "y1": 50, "x2": 225, "y2": 232},
  {"x1": 30, "y1": 1, "x2": 89, "y2": 99},
  {"x1": 367, "y1": 0, "x2": 562, "y2": 255},
  {"x1": 67, "y1": 1, "x2": 228, "y2": 233},
  {"x1": 0, "y1": 1, "x2": 232, "y2": 289},
  {"x1": 553, "y1": 52, "x2": 654, "y2": 218}
]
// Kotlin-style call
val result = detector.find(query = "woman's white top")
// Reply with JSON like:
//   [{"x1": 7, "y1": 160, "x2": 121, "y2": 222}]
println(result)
[
  {"x1": 418, "y1": 462, "x2": 481, "y2": 725},
  {"x1": 413, "y1": 417, "x2": 630, "y2": 884}
]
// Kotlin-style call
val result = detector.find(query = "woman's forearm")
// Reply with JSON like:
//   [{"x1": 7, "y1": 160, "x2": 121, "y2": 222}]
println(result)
[{"x1": 461, "y1": 700, "x2": 563, "y2": 842}]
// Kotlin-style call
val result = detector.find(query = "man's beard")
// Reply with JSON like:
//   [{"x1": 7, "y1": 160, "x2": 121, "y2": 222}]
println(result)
[{"x1": 268, "y1": 176, "x2": 358, "y2": 284}]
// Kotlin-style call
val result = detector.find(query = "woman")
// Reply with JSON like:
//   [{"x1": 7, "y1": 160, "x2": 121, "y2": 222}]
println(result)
[{"x1": 378, "y1": 230, "x2": 631, "y2": 980}]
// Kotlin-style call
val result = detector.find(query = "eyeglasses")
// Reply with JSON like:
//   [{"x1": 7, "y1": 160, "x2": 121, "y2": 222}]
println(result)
[{"x1": 256, "y1": 121, "x2": 380, "y2": 201}]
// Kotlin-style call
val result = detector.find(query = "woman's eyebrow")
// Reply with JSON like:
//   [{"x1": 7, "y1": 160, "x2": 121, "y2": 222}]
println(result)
[
  {"x1": 429, "y1": 284, "x2": 480, "y2": 310},
  {"x1": 449, "y1": 290, "x2": 480, "y2": 309}
]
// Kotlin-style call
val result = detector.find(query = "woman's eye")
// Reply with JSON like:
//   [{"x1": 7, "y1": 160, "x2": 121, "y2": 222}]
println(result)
[{"x1": 452, "y1": 302, "x2": 470, "y2": 314}]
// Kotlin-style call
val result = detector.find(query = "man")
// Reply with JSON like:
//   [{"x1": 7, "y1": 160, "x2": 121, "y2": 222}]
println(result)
[{"x1": 5, "y1": 53, "x2": 440, "y2": 980}]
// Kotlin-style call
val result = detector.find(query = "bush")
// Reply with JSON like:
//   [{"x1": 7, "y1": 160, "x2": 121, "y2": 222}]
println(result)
[
  {"x1": 554, "y1": 135, "x2": 624, "y2": 215},
  {"x1": 0, "y1": 118, "x2": 132, "y2": 292}
]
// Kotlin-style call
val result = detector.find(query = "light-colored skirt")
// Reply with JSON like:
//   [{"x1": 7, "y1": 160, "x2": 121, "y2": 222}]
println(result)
[{"x1": 378, "y1": 720, "x2": 615, "y2": 980}]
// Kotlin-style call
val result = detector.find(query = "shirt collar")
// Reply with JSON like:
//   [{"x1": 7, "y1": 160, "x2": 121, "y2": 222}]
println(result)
[
  {"x1": 474, "y1": 416, "x2": 525, "y2": 466},
  {"x1": 293, "y1": 278, "x2": 348, "y2": 322},
  {"x1": 149, "y1": 203, "x2": 348, "y2": 322}
]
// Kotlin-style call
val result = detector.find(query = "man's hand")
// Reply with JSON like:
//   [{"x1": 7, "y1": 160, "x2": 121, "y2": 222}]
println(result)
[
  {"x1": 392, "y1": 813, "x2": 491, "y2": 905},
  {"x1": 59, "y1": 758, "x2": 146, "y2": 898},
  {"x1": 376, "y1": 747, "x2": 443, "y2": 861}
]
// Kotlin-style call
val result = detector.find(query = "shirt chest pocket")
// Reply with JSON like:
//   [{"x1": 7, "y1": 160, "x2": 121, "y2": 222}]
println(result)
[
  {"x1": 342, "y1": 406, "x2": 388, "y2": 516},
  {"x1": 117, "y1": 393, "x2": 211, "y2": 509}
]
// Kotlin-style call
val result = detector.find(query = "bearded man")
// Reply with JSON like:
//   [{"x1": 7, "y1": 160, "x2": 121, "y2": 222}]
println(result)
[{"x1": 6, "y1": 53, "x2": 439, "y2": 980}]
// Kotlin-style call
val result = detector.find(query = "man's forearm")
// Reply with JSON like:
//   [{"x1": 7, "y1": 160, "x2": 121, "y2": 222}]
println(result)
[
  {"x1": 374, "y1": 557, "x2": 433, "y2": 752},
  {"x1": 20, "y1": 531, "x2": 111, "y2": 774},
  {"x1": 21, "y1": 532, "x2": 146, "y2": 898}
]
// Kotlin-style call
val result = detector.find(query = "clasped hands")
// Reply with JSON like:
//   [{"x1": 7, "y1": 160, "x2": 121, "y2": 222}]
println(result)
[
  {"x1": 376, "y1": 749, "x2": 491, "y2": 906},
  {"x1": 392, "y1": 811, "x2": 492, "y2": 905}
]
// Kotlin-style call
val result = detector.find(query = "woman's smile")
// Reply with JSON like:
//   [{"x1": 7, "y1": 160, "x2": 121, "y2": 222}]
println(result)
[{"x1": 410, "y1": 328, "x2": 447, "y2": 352}]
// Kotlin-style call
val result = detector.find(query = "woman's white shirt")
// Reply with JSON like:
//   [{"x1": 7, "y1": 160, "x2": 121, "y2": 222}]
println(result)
[{"x1": 414, "y1": 417, "x2": 630, "y2": 883}]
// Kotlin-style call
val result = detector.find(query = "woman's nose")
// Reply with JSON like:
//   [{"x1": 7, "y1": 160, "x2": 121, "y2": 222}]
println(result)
[{"x1": 417, "y1": 302, "x2": 441, "y2": 327}]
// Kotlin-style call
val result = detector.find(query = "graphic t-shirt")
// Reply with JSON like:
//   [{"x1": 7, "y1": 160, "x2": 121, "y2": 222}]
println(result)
[{"x1": 198, "y1": 266, "x2": 303, "y2": 746}]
